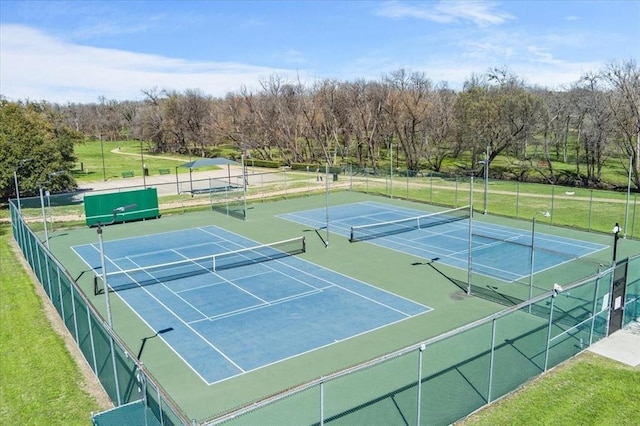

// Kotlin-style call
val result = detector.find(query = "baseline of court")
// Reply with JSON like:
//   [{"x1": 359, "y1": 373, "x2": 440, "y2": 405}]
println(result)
[{"x1": 73, "y1": 225, "x2": 431, "y2": 384}]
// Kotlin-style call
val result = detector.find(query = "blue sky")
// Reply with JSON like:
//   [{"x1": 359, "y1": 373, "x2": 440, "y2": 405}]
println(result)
[{"x1": 1, "y1": 1, "x2": 638, "y2": 104}]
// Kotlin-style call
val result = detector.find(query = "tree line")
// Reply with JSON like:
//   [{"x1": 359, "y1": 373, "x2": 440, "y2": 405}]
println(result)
[{"x1": 2, "y1": 59, "x2": 639, "y2": 201}]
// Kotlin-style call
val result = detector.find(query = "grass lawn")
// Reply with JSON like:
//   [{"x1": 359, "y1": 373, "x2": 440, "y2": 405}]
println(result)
[
  {"x1": 2, "y1": 219, "x2": 639, "y2": 426},
  {"x1": 72, "y1": 140, "x2": 225, "y2": 184},
  {"x1": 460, "y1": 352, "x2": 640, "y2": 425},
  {"x1": 2, "y1": 142, "x2": 638, "y2": 424},
  {"x1": 0, "y1": 223, "x2": 110, "y2": 425}
]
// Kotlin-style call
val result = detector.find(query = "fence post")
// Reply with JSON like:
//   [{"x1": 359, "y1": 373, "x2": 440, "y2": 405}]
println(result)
[
  {"x1": 631, "y1": 193, "x2": 637, "y2": 240},
  {"x1": 417, "y1": 345, "x2": 425, "y2": 425},
  {"x1": 157, "y1": 387, "x2": 164, "y2": 424},
  {"x1": 550, "y1": 184, "x2": 555, "y2": 226},
  {"x1": 589, "y1": 270, "x2": 601, "y2": 345},
  {"x1": 455, "y1": 176, "x2": 458, "y2": 207},
  {"x1": 44, "y1": 252, "x2": 53, "y2": 298},
  {"x1": 33, "y1": 240, "x2": 43, "y2": 288},
  {"x1": 57, "y1": 271, "x2": 65, "y2": 320},
  {"x1": 429, "y1": 172, "x2": 433, "y2": 203},
  {"x1": 588, "y1": 190, "x2": 593, "y2": 232},
  {"x1": 488, "y1": 318, "x2": 497, "y2": 403},
  {"x1": 320, "y1": 379, "x2": 324, "y2": 426},
  {"x1": 406, "y1": 170, "x2": 409, "y2": 197},
  {"x1": 70, "y1": 283, "x2": 79, "y2": 343},
  {"x1": 88, "y1": 305, "x2": 98, "y2": 373},
  {"x1": 544, "y1": 295, "x2": 555, "y2": 371},
  {"x1": 27, "y1": 225, "x2": 35, "y2": 267},
  {"x1": 110, "y1": 336, "x2": 122, "y2": 405},
  {"x1": 515, "y1": 181, "x2": 520, "y2": 220}
]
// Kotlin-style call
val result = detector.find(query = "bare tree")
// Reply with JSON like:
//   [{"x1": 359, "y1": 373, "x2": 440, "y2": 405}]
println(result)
[
  {"x1": 573, "y1": 74, "x2": 613, "y2": 185},
  {"x1": 345, "y1": 80, "x2": 388, "y2": 169},
  {"x1": 601, "y1": 59, "x2": 640, "y2": 189},
  {"x1": 455, "y1": 69, "x2": 543, "y2": 175},
  {"x1": 383, "y1": 69, "x2": 434, "y2": 172},
  {"x1": 424, "y1": 83, "x2": 457, "y2": 172},
  {"x1": 137, "y1": 88, "x2": 167, "y2": 152}
]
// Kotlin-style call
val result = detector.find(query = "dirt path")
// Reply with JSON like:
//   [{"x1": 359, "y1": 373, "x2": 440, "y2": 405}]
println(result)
[
  {"x1": 110, "y1": 148, "x2": 187, "y2": 162},
  {"x1": 105, "y1": 149, "x2": 635, "y2": 204}
]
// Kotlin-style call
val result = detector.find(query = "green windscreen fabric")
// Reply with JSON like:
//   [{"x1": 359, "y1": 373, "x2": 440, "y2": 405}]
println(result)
[
  {"x1": 84, "y1": 188, "x2": 160, "y2": 226},
  {"x1": 624, "y1": 255, "x2": 640, "y2": 325}
]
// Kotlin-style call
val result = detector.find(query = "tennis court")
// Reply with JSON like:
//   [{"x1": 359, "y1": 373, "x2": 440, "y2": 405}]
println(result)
[
  {"x1": 72, "y1": 225, "x2": 431, "y2": 384},
  {"x1": 278, "y1": 201, "x2": 608, "y2": 282}
]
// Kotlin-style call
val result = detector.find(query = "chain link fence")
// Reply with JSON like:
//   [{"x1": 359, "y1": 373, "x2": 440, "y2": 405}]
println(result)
[{"x1": 8, "y1": 176, "x2": 640, "y2": 425}]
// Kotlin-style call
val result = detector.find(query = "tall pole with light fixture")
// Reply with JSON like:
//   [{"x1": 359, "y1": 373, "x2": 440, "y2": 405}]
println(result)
[
  {"x1": 13, "y1": 169, "x2": 20, "y2": 212},
  {"x1": 325, "y1": 162, "x2": 330, "y2": 247},
  {"x1": 140, "y1": 141, "x2": 146, "y2": 189},
  {"x1": 483, "y1": 145, "x2": 489, "y2": 214},
  {"x1": 100, "y1": 139, "x2": 106, "y2": 182},
  {"x1": 95, "y1": 205, "x2": 137, "y2": 407},
  {"x1": 97, "y1": 222, "x2": 111, "y2": 327},
  {"x1": 529, "y1": 211, "x2": 551, "y2": 308},
  {"x1": 38, "y1": 171, "x2": 65, "y2": 249},
  {"x1": 623, "y1": 156, "x2": 631, "y2": 239},
  {"x1": 389, "y1": 140, "x2": 393, "y2": 199},
  {"x1": 467, "y1": 172, "x2": 474, "y2": 295},
  {"x1": 38, "y1": 183, "x2": 49, "y2": 249},
  {"x1": 242, "y1": 153, "x2": 247, "y2": 220},
  {"x1": 98, "y1": 204, "x2": 137, "y2": 328},
  {"x1": 13, "y1": 158, "x2": 32, "y2": 214},
  {"x1": 612, "y1": 223, "x2": 621, "y2": 263}
]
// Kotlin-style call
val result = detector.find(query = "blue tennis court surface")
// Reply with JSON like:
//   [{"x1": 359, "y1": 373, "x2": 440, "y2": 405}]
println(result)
[
  {"x1": 278, "y1": 201, "x2": 608, "y2": 282},
  {"x1": 72, "y1": 225, "x2": 431, "y2": 384}
]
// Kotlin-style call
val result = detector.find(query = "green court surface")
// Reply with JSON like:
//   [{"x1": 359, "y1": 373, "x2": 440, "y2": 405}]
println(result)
[{"x1": 45, "y1": 191, "x2": 639, "y2": 422}]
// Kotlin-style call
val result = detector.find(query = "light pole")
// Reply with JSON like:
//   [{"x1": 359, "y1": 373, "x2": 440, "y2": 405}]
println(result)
[
  {"x1": 140, "y1": 140, "x2": 146, "y2": 189},
  {"x1": 241, "y1": 152, "x2": 248, "y2": 220},
  {"x1": 100, "y1": 139, "x2": 106, "y2": 182},
  {"x1": 97, "y1": 204, "x2": 137, "y2": 328},
  {"x1": 529, "y1": 210, "x2": 551, "y2": 306},
  {"x1": 38, "y1": 183, "x2": 49, "y2": 249},
  {"x1": 623, "y1": 156, "x2": 631, "y2": 239},
  {"x1": 38, "y1": 171, "x2": 64, "y2": 249},
  {"x1": 325, "y1": 162, "x2": 330, "y2": 247},
  {"x1": 612, "y1": 223, "x2": 621, "y2": 263},
  {"x1": 13, "y1": 158, "x2": 32, "y2": 213},
  {"x1": 97, "y1": 222, "x2": 111, "y2": 326},
  {"x1": 389, "y1": 140, "x2": 394, "y2": 199},
  {"x1": 477, "y1": 145, "x2": 489, "y2": 214},
  {"x1": 467, "y1": 172, "x2": 474, "y2": 295}
]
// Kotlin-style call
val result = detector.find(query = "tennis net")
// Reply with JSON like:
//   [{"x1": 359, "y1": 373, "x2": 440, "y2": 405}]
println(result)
[
  {"x1": 471, "y1": 232, "x2": 604, "y2": 283},
  {"x1": 94, "y1": 236, "x2": 305, "y2": 294},
  {"x1": 349, "y1": 206, "x2": 470, "y2": 242}
]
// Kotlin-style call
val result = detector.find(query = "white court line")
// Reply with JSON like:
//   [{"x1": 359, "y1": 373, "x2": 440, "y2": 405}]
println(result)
[{"x1": 116, "y1": 256, "x2": 246, "y2": 374}]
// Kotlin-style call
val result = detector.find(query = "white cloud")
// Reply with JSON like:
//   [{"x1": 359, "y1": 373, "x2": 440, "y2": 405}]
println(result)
[
  {"x1": 375, "y1": 0, "x2": 514, "y2": 26},
  {"x1": 461, "y1": 41, "x2": 515, "y2": 59},
  {"x1": 0, "y1": 24, "x2": 302, "y2": 103}
]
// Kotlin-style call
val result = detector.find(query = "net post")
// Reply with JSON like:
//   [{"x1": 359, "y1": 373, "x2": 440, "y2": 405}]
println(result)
[{"x1": 302, "y1": 236, "x2": 306, "y2": 253}]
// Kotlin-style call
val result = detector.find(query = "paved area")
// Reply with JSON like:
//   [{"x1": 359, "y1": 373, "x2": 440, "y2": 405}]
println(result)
[
  {"x1": 77, "y1": 165, "x2": 640, "y2": 370},
  {"x1": 78, "y1": 166, "x2": 247, "y2": 195},
  {"x1": 588, "y1": 320, "x2": 640, "y2": 367}
]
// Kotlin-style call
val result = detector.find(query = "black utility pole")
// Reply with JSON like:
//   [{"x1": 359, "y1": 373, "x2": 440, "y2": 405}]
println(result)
[{"x1": 612, "y1": 222, "x2": 621, "y2": 263}]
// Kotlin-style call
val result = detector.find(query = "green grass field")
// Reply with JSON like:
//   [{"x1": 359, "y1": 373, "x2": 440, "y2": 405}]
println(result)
[
  {"x1": 2, "y1": 213, "x2": 638, "y2": 424},
  {"x1": 0, "y1": 223, "x2": 110, "y2": 425},
  {"x1": 72, "y1": 140, "x2": 227, "y2": 183},
  {"x1": 460, "y1": 352, "x2": 640, "y2": 425},
  {"x1": 2, "y1": 143, "x2": 639, "y2": 425}
]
